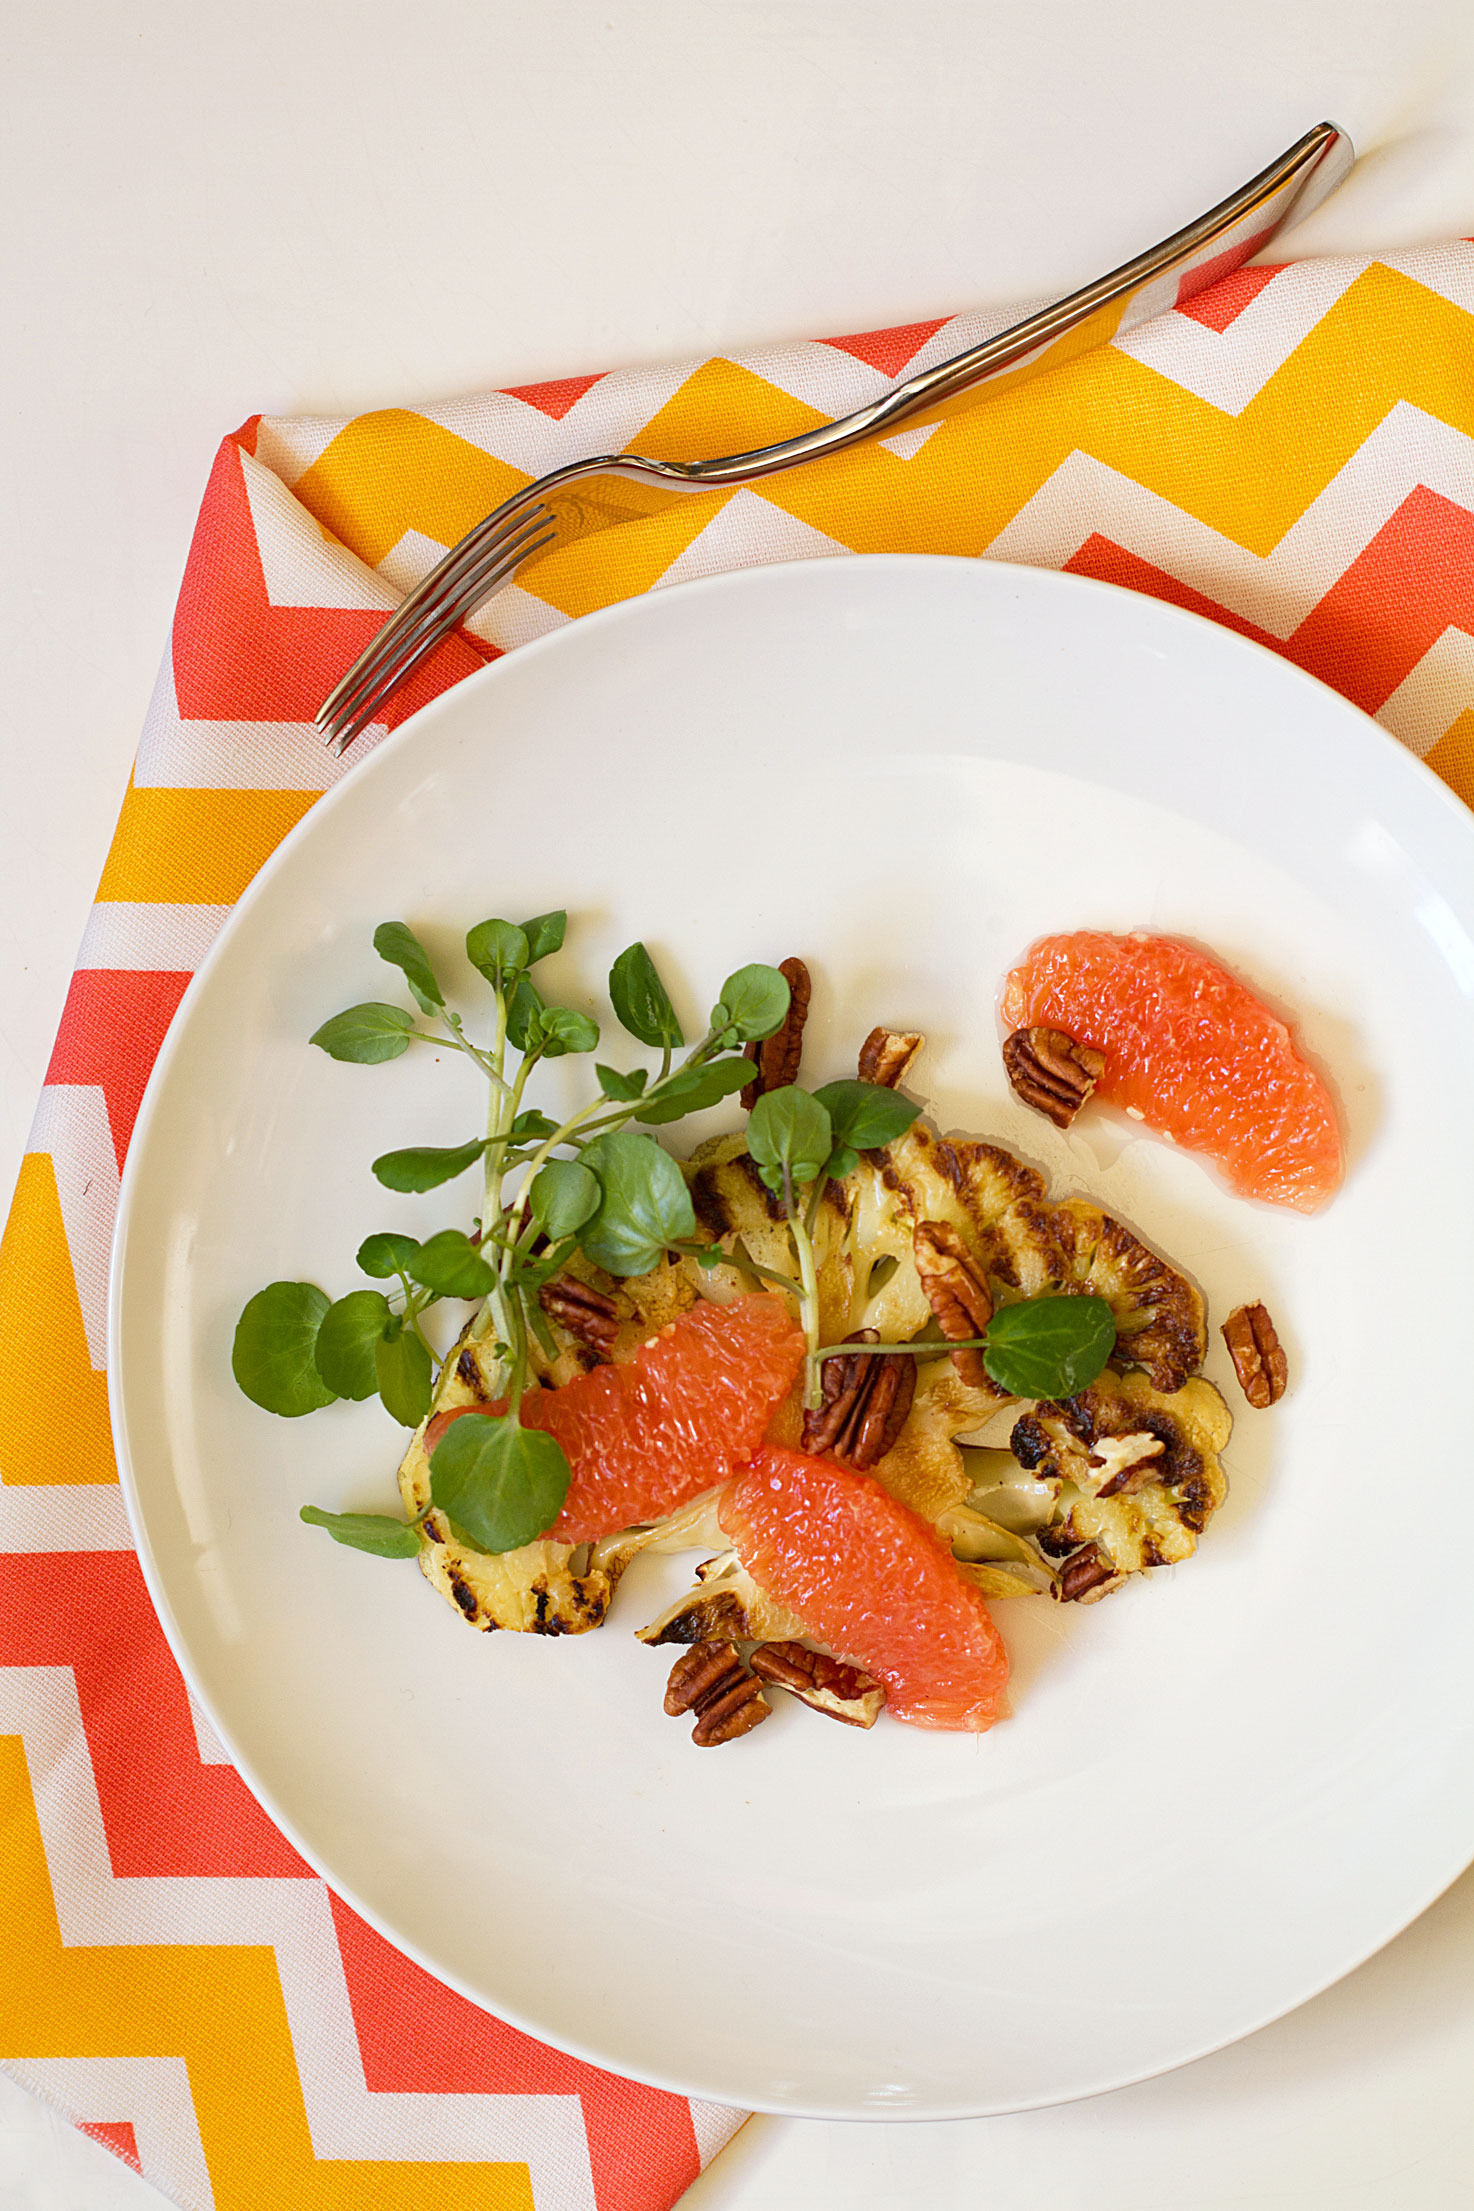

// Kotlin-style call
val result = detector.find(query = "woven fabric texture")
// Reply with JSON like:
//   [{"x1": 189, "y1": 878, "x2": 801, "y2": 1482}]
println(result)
[{"x1": 2, "y1": 242, "x2": 1473, "y2": 2209}]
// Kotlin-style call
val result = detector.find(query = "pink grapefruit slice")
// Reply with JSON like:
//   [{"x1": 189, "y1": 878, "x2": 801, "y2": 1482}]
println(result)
[
  {"x1": 721, "y1": 1447, "x2": 1009, "y2": 1731},
  {"x1": 1001, "y1": 929, "x2": 1343, "y2": 1212}
]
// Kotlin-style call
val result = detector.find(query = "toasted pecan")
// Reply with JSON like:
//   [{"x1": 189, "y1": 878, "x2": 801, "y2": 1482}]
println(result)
[
  {"x1": 1002, "y1": 1026, "x2": 1105, "y2": 1129},
  {"x1": 1221, "y1": 1302, "x2": 1287, "y2": 1408},
  {"x1": 749, "y1": 1641, "x2": 885, "y2": 1727},
  {"x1": 1055, "y1": 1542, "x2": 1125, "y2": 1604},
  {"x1": 802, "y1": 1330, "x2": 916, "y2": 1468},
  {"x1": 741, "y1": 957, "x2": 811, "y2": 1107},
  {"x1": 663, "y1": 1641, "x2": 772, "y2": 1744},
  {"x1": 538, "y1": 1274, "x2": 619, "y2": 1358},
  {"x1": 912, "y1": 1220, "x2": 993, "y2": 1389},
  {"x1": 858, "y1": 1027, "x2": 924, "y2": 1089}
]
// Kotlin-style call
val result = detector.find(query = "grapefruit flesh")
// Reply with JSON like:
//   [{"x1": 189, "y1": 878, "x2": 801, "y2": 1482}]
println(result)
[
  {"x1": 1000, "y1": 930, "x2": 1343, "y2": 1212},
  {"x1": 721, "y1": 1447, "x2": 1010, "y2": 1731},
  {"x1": 425, "y1": 1293, "x2": 805, "y2": 1543}
]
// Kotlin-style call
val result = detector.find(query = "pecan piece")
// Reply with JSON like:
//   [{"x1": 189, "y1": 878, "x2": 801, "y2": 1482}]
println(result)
[
  {"x1": 1054, "y1": 1541, "x2": 1125, "y2": 1604},
  {"x1": 857, "y1": 1026, "x2": 923, "y2": 1090},
  {"x1": 539, "y1": 1274, "x2": 619, "y2": 1358},
  {"x1": 912, "y1": 1221, "x2": 993, "y2": 1389},
  {"x1": 802, "y1": 1330, "x2": 916, "y2": 1468},
  {"x1": 1221, "y1": 1302, "x2": 1287, "y2": 1408},
  {"x1": 664, "y1": 1640, "x2": 772, "y2": 1744},
  {"x1": 1002, "y1": 1026, "x2": 1106, "y2": 1129},
  {"x1": 750, "y1": 1640, "x2": 886, "y2": 1727},
  {"x1": 741, "y1": 957, "x2": 811, "y2": 1107},
  {"x1": 1088, "y1": 1429, "x2": 1165, "y2": 1498}
]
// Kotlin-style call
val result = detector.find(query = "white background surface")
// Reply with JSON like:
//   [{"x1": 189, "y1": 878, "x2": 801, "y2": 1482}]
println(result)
[{"x1": 3, "y1": 1, "x2": 1474, "y2": 2204}]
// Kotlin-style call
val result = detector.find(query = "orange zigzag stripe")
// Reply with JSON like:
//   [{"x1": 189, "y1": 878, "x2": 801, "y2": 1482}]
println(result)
[
  {"x1": 1063, "y1": 482, "x2": 1474, "y2": 733},
  {"x1": 0, "y1": 1553, "x2": 306, "y2": 1879}
]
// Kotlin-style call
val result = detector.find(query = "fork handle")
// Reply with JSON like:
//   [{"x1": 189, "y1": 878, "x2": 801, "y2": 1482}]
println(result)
[{"x1": 568, "y1": 121, "x2": 1352, "y2": 496}]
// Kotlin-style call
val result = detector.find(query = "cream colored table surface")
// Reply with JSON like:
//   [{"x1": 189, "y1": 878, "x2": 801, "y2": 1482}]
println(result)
[{"x1": 3, "y1": 3, "x2": 1474, "y2": 2205}]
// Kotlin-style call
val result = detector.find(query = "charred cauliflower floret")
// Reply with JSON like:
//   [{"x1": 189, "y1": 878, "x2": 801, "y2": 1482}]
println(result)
[
  {"x1": 1009, "y1": 1370, "x2": 1231, "y2": 1576},
  {"x1": 400, "y1": 1054, "x2": 1223, "y2": 1643},
  {"x1": 681, "y1": 1125, "x2": 1204, "y2": 1400},
  {"x1": 1052, "y1": 1200, "x2": 1205, "y2": 1393},
  {"x1": 397, "y1": 1320, "x2": 624, "y2": 1635}
]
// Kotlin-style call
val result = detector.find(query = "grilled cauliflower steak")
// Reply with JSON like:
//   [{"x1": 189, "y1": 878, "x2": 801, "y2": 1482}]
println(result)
[
  {"x1": 1009, "y1": 1370, "x2": 1231, "y2": 1577},
  {"x1": 682, "y1": 1126, "x2": 1205, "y2": 1393},
  {"x1": 397, "y1": 1320, "x2": 621, "y2": 1635},
  {"x1": 399, "y1": 1098, "x2": 1223, "y2": 1641}
]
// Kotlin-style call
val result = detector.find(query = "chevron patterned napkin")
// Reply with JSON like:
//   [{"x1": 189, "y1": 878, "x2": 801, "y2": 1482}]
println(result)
[{"x1": 2, "y1": 241, "x2": 1473, "y2": 2211}]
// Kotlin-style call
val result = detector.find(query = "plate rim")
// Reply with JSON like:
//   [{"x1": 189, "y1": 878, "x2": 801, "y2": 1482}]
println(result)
[{"x1": 107, "y1": 551, "x2": 1474, "y2": 2119}]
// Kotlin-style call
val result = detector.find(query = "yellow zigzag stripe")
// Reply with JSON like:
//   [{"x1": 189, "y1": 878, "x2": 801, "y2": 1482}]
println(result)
[
  {"x1": 288, "y1": 262, "x2": 1474, "y2": 633},
  {"x1": 1426, "y1": 709, "x2": 1474, "y2": 807},
  {"x1": 98, "y1": 785, "x2": 320, "y2": 906},
  {"x1": 0, "y1": 1157, "x2": 114, "y2": 1489},
  {"x1": 0, "y1": 1738, "x2": 533, "y2": 2209}
]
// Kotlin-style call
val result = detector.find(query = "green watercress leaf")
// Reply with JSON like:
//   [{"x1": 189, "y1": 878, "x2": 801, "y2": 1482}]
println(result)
[
  {"x1": 711, "y1": 963, "x2": 789, "y2": 1044},
  {"x1": 374, "y1": 1319, "x2": 435, "y2": 1425},
  {"x1": 510, "y1": 1108, "x2": 560, "y2": 1141},
  {"x1": 745, "y1": 1085, "x2": 832, "y2": 1198},
  {"x1": 407, "y1": 1230, "x2": 497, "y2": 1300},
  {"x1": 609, "y1": 942, "x2": 684, "y2": 1049},
  {"x1": 812, "y1": 1078, "x2": 921, "y2": 1174},
  {"x1": 357, "y1": 1231, "x2": 421, "y2": 1279},
  {"x1": 577, "y1": 1130, "x2": 696, "y2": 1275},
  {"x1": 232, "y1": 1282, "x2": 338, "y2": 1416},
  {"x1": 371, "y1": 1137, "x2": 487, "y2": 1193},
  {"x1": 533, "y1": 1005, "x2": 599, "y2": 1056},
  {"x1": 519, "y1": 910, "x2": 567, "y2": 963},
  {"x1": 428, "y1": 1413, "x2": 572, "y2": 1553},
  {"x1": 466, "y1": 918, "x2": 530, "y2": 990},
  {"x1": 528, "y1": 1159, "x2": 601, "y2": 1240},
  {"x1": 595, "y1": 1063, "x2": 648, "y2": 1102},
  {"x1": 982, "y1": 1294, "x2": 1117, "y2": 1401},
  {"x1": 299, "y1": 1506, "x2": 422, "y2": 1558},
  {"x1": 633, "y1": 1055, "x2": 752, "y2": 1125},
  {"x1": 314, "y1": 1289, "x2": 393, "y2": 1400},
  {"x1": 372, "y1": 920, "x2": 443, "y2": 1015},
  {"x1": 506, "y1": 974, "x2": 545, "y2": 1051},
  {"x1": 310, "y1": 1003, "x2": 415, "y2": 1064}
]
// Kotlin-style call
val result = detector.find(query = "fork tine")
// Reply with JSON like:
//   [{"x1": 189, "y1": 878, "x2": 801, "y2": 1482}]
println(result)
[
  {"x1": 316, "y1": 498, "x2": 555, "y2": 735},
  {"x1": 316, "y1": 494, "x2": 552, "y2": 730},
  {"x1": 320, "y1": 507, "x2": 556, "y2": 744},
  {"x1": 323, "y1": 521, "x2": 557, "y2": 753},
  {"x1": 327, "y1": 527, "x2": 558, "y2": 753}
]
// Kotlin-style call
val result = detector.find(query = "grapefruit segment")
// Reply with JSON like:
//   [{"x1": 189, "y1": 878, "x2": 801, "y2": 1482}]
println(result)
[
  {"x1": 721, "y1": 1447, "x2": 1009, "y2": 1732},
  {"x1": 1000, "y1": 930, "x2": 1343, "y2": 1212},
  {"x1": 426, "y1": 1293, "x2": 805, "y2": 1544}
]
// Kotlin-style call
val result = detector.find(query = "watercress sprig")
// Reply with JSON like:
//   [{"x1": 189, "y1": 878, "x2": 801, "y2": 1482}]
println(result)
[
  {"x1": 233, "y1": 917, "x2": 791, "y2": 1559},
  {"x1": 813, "y1": 1293, "x2": 1117, "y2": 1401}
]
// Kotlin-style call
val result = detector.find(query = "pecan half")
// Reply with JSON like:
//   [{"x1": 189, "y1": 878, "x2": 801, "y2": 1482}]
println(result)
[
  {"x1": 1002, "y1": 1026, "x2": 1106, "y2": 1129},
  {"x1": 802, "y1": 1330, "x2": 916, "y2": 1468},
  {"x1": 1054, "y1": 1541, "x2": 1124, "y2": 1604},
  {"x1": 1221, "y1": 1302, "x2": 1287, "y2": 1408},
  {"x1": 538, "y1": 1274, "x2": 619, "y2": 1358},
  {"x1": 1088, "y1": 1429, "x2": 1165, "y2": 1498},
  {"x1": 741, "y1": 957, "x2": 811, "y2": 1107},
  {"x1": 750, "y1": 1640, "x2": 886, "y2": 1727},
  {"x1": 664, "y1": 1641, "x2": 772, "y2": 1744},
  {"x1": 858, "y1": 1026, "x2": 923, "y2": 1090},
  {"x1": 912, "y1": 1220, "x2": 993, "y2": 1388}
]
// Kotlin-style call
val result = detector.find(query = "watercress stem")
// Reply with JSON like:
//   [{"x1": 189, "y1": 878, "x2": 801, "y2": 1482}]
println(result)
[
  {"x1": 782, "y1": 1167, "x2": 825, "y2": 1411},
  {"x1": 811, "y1": 1336, "x2": 987, "y2": 1359}
]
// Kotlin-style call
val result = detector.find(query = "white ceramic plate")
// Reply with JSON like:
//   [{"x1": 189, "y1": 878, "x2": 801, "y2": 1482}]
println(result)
[{"x1": 110, "y1": 555, "x2": 1474, "y2": 2120}]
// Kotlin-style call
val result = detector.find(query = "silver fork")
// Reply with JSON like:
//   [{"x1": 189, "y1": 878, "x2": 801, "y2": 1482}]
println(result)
[{"x1": 318, "y1": 122, "x2": 1352, "y2": 754}]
